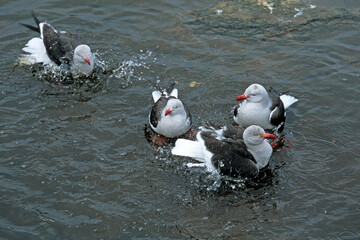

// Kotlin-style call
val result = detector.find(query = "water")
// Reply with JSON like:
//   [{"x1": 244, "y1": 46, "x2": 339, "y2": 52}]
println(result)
[{"x1": 1, "y1": 0, "x2": 359, "y2": 239}]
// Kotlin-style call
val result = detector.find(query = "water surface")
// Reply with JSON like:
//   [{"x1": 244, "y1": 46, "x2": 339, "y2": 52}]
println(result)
[{"x1": 1, "y1": 0, "x2": 359, "y2": 239}]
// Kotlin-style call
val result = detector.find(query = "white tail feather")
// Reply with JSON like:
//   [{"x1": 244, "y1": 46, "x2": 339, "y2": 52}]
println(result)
[
  {"x1": 22, "y1": 37, "x2": 52, "y2": 65},
  {"x1": 152, "y1": 88, "x2": 178, "y2": 103},
  {"x1": 170, "y1": 88, "x2": 178, "y2": 98},
  {"x1": 152, "y1": 90, "x2": 162, "y2": 103},
  {"x1": 172, "y1": 139, "x2": 205, "y2": 161},
  {"x1": 280, "y1": 94, "x2": 298, "y2": 109}
]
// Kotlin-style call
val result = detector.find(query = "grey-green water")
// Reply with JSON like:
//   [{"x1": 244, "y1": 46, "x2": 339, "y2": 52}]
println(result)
[{"x1": 1, "y1": 0, "x2": 359, "y2": 239}]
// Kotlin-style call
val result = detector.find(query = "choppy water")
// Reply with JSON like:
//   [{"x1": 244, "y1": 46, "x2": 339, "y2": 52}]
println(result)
[{"x1": 1, "y1": 0, "x2": 359, "y2": 239}]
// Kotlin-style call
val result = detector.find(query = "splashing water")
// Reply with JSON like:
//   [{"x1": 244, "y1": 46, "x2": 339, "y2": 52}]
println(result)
[
  {"x1": 110, "y1": 50, "x2": 155, "y2": 84},
  {"x1": 16, "y1": 49, "x2": 157, "y2": 94},
  {"x1": 93, "y1": 52, "x2": 107, "y2": 72},
  {"x1": 17, "y1": 53, "x2": 103, "y2": 83}
]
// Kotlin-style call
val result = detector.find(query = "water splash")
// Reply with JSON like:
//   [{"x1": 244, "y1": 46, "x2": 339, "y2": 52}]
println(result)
[
  {"x1": 17, "y1": 54, "x2": 39, "y2": 66},
  {"x1": 93, "y1": 52, "x2": 107, "y2": 72},
  {"x1": 17, "y1": 53, "x2": 104, "y2": 84},
  {"x1": 110, "y1": 50, "x2": 155, "y2": 85},
  {"x1": 16, "y1": 48, "x2": 158, "y2": 96}
]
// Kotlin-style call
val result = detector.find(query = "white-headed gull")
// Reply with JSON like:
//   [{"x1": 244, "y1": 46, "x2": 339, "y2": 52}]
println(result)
[
  {"x1": 171, "y1": 124, "x2": 276, "y2": 179},
  {"x1": 149, "y1": 83, "x2": 192, "y2": 139},
  {"x1": 233, "y1": 83, "x2": 298, "y2": 132},
  {"x1": 21, "y1": 12, "x2": 94, "y2": 76}
]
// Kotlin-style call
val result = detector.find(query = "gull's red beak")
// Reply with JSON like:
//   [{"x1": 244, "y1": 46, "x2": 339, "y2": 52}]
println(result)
[
  {"x1": 84, "y1": 57, "x2": 91, "y2": 65},
  {"x1": 165, "y1": 108, "x2": 173, "y2": 116},
  {"x1": 236, "y1": 93, "x2": 249, "y2": 101},
  {"x1": 262, "y1": 133, "x2": 277, "y2": 140}
]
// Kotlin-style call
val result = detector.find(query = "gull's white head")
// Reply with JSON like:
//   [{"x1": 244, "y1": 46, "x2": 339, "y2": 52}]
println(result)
[
  {"x1": 163, "y1": 99, "x2": 185, "y2": 117},
  {"x1": 243, "y1": 125, "x2": 276, "y2": 169},
  {"x1": 243, "y1": 125, "x2": 276, "y2": 146},
  {"x1": 73, "y1": 44, "x2": 94, "y2": 76},
  {"x1": 236, "y1": 83, "x2": 269, "y2": 103}
]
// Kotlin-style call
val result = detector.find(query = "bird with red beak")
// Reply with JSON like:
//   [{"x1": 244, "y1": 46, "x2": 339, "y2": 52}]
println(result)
[
  {"x1": 172, "y1": 124, "x2": 277, "y2": 179},
  {"x1": 73, "y1": 45, "x2": 94, "y2": 76},
  {"x1": 233, "y1": 83, "x2": 298, "y2": 133},
  {"x1": 149, "y1": 83, "x2": 192, "y2": 140},
  {"x1": 21, "y1": 13, "x2": 95, "y2": 76}
]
